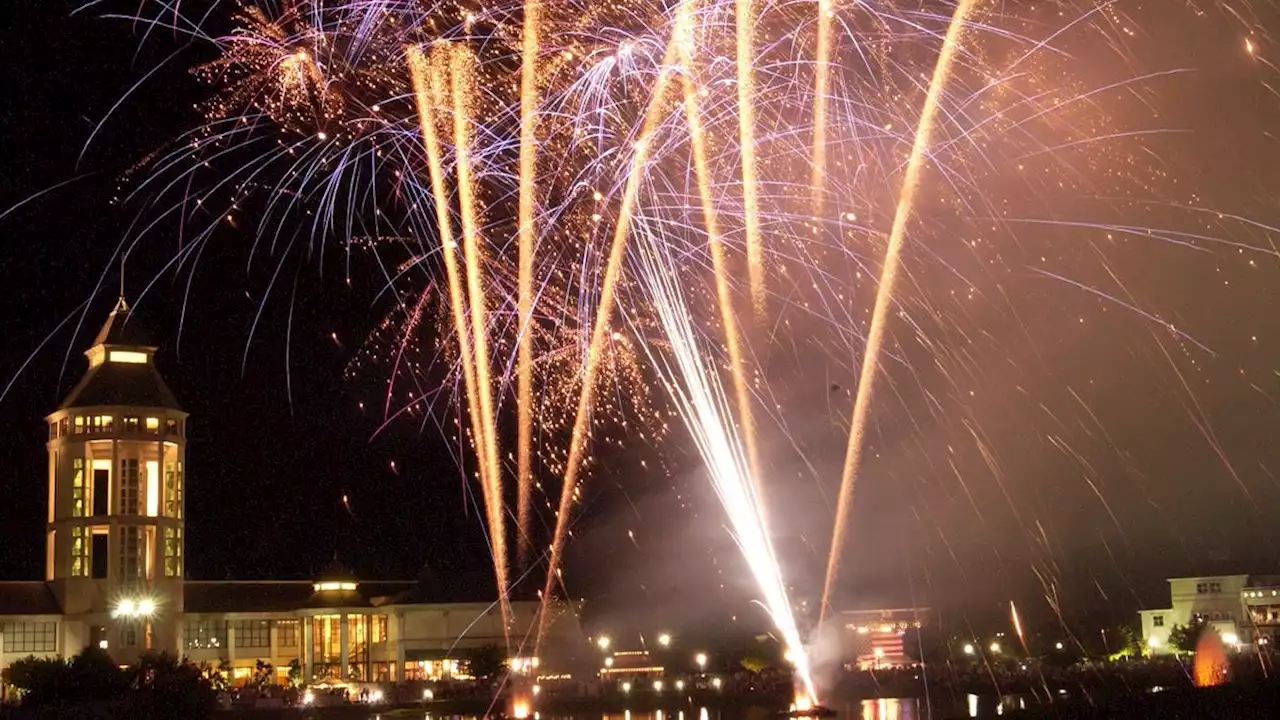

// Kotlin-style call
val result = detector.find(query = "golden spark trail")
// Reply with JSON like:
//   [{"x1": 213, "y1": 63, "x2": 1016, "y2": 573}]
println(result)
[
  {"x1": 811, "y1": 0, "x2": 832, "y2": 214},
  {"x1": 407, "y1": 45, "x2": 512, "y2": 642},
  {"x1": 516, "y1": 0, "x2": 540, "y2": 570},
  {"x1": 676, "y1": 33, "x2": 764, "y2": 500},
  {"x1": 820, "y1": 0, "x2": 978, "y2": 620},
  {"x1": 448, "y1": 45, "x2": 512, "y2": 645},
  {"x1": 735, "y1": 0, "x2": 766, "y2": 313},
  {"x1": 535, "y1": 31, "x2": 683, "y2": 651}
]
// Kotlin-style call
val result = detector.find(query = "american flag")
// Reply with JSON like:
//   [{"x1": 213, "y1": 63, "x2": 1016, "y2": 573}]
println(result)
[{"x1": 851, "y1": 626, "x2": 907, "y2": 668}]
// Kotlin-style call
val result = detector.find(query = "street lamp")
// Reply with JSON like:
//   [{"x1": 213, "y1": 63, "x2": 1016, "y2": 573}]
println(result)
[
  {"x1": 658, "y1": 632, "x2": 671, "y2": 647},
  {"x1": 597, "y1": 635, "x2": 611, "y2": 651},
  {"x1": 962, "y1": 643, "x2": 975, "y2": 656},
  {"x1": 1055, "y1": 642, "x2": 1064, "y2": 650},
  {"x1": 113, "y1": 597, "x2": 156, "y2": 619},
  {"x1": 695, "y1": 652, "x2": 708, "y2": 671},
  {"x1": 989, "y1": 642, "x2": 1001, "y2": 654}
]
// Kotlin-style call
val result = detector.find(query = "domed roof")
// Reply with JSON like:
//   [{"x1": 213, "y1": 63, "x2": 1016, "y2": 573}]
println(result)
[{"x1": 57, "y1": 300, "x2": 183, "y2": 412}]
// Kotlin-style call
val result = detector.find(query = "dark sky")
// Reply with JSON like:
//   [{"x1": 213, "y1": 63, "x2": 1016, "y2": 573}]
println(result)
[{"x1": 3, "y1": 1, "x2": 1280, "y2": 635}]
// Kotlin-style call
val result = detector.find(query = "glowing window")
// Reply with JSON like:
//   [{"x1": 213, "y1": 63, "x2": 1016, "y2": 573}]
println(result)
[
  {"x1": 312, "y1": 581, "x2": 358, "y2": 592},
  {"x1": 108, "y1": 351, "x2": 147, "y2": 364},
  {"x1": 145, "y1": 417, "x2": 160, "y2": 434},
  {"x1": 145, "y1": 461, "x2": 159, "y2": 517},
  {"x1": 163, "y1": 527, "x2": 182, "y2": 578},
  {"x1": 71, "y1": 527, "x2": 88, "y2": 577}
]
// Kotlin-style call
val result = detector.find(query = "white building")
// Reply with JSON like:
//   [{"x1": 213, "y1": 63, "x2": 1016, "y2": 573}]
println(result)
[
  {"x1": 0, "y1": 299, "x2": 583, "y2": 686},
  {"x1": 1139, "y1": 574, "x2": 1280, "y2": 652}
]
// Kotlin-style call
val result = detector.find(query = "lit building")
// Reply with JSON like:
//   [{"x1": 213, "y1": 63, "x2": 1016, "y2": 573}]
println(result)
[
  {"x1": 0, "y1": 299, "x2": 582, "y2": 685},
  {"x1": 1138, "y1": 574, "x2": 1280, "y2": 652}
]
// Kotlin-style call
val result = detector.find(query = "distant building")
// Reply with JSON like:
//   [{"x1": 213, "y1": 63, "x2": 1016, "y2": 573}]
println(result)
[
  {"x1": 0, "y1": 298, "x2": 583, "y2": 686},
  {"x1": 1139, "y1": 574, "x2": 1280, "y2": 653},
  {"x1": 839, "y1": 608, "x2": 928, "y2": 669}
]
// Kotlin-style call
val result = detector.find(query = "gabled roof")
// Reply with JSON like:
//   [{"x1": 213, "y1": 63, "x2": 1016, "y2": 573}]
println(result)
[{"x1": 0, "y1": 582, "x2": 63, "y2": 616}]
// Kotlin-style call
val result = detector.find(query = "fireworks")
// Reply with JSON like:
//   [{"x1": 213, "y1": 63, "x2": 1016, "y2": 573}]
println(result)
[{"x1": 100, "y1": 0, "x2": 1280, "y2": 689}]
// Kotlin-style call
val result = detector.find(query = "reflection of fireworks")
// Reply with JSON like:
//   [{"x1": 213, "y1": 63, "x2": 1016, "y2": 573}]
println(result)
[{"x1": 106, "y1": 0, "x2": 1278, "y2": 677}]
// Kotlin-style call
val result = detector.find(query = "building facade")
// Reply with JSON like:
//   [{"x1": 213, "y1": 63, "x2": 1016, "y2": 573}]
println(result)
[
  {"x1": 1138, "y1": 574, "x2": 1280, "y2": 652},
  {"x1": 0, "y1": 300, "x2": 582, "y2": 686}
]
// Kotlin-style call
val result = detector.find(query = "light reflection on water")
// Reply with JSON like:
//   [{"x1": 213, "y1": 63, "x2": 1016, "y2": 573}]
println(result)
[{"x1": 419, "y1": 696, "x2": 1026, "y2": 720}]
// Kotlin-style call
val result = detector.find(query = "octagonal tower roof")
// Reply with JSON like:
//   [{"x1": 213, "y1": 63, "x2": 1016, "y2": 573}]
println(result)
[{"x1": 56, "y1": 297, "x2": 183, "y2": 413}]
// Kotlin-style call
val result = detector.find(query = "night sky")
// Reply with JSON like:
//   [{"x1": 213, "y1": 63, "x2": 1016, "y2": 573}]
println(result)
[{"x1": 3, "y1": 1, "x2": 1280, "y2": 634}]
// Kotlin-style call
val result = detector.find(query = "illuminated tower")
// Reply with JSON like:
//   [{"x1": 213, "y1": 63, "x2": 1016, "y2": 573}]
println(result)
[{"x1": 44, "y1": 298, "x2": 187, "y2": 661}]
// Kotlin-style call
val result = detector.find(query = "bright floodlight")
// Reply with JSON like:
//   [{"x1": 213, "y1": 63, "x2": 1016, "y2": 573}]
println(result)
[
  {"x1": 658, "y1": 632, "x2": 672, "y2": 647},
  {"x1": 962, "y1": 643, "x2": 975, "y2": 655},
  {"x1": 1055, "y1": 642, "x2": 1064, "y2": 650},
  {"x1": 1223, "y1": 632, "x2": 1239, "y2": 646},
  {"x1": 653, "y1": 680, "x2": 663, "y2": 692},
  {"x1": 989, "y1": 642, "x2": 1001, "y2": 654},
  {"x1": 1147, "y1": 636, "x2": 1161, "y2": 648},
  {"x1": 695, "y1": 652, "x2": 708, "y2": 669},
  {"x1": 115, "y1": 599, "x2": 136, "y2": 618},
  {"x1": 621, "y1": 682, "x2": 631, "y2": 693},
  {"x1": 597, "y1": 635, "x2": 611, "y2": 650},
  {"x1": 137, "y1": 599, "x2": 156, "y2": 617}
]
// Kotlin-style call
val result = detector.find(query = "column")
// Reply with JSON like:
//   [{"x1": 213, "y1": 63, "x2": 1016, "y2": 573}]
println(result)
[
  {"x1": 269, "y1": 621, "x2": 279, "y2": 669},
  {"x1": 227, "y1": 621, "x2": 237, "y2": 679},
  {"x1": 339, "y1": 615, "x2": 350, "y2": 680},
  {"x1": 110, "y1": 439, "x2": 118, "y2": 516},
  {"x1": 395, "y1": 613, "x2": 406, "y2": 683},
  {"x1": 303, "y1": 619, "x2": 313, "y2": 683}
]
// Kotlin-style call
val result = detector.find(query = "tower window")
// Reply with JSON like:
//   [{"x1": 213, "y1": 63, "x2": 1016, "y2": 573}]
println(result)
[
  {"x1": 165, "y1": 419, "x2": 179, "y2": 437},
  {"x1": 108, "y1": 351, "x2": 147, "y2": 364},
  {"x1": 71, "y1": 459, "x2": 85, "y2": 517},
  {"x1": 71, "y1": 527, "x2": 89, "y2": 577},
  {"x1": 145, "y1": 417, "x2": 160, "y2": 435},
  {"x1": 91, "y1": 533, "x2": 108, "y2": 579},
  {"x1": 74, "y1": 416, "x2": 85, "y2": 434},
  {"x1": 90, "y1": 416, "x2": 114, "y2": 433},
  {"x1": 145, "y1": 461, "x2": 159, "y2": 517},
  {"x1": 92, "y1": 465, "x2": 109, "y2": 517},
  {"x1": 59, "y1": 418, "x2": 68, "y2": 437},
  {"x1": 119, "y1": 459, "x2": 140, "y2": 515},
  {"x1": 119, "y1": 526, "x2": 142, "y2": 581},
  {"x1": 164, "y1": 462, "x2": 182, "y2": 518},
  {"x1": 163, "y1": 527, "x2": 182, "y2": 578},
  {"x1": 122, "y1": 417, "x2": 139, "y2": 433}
]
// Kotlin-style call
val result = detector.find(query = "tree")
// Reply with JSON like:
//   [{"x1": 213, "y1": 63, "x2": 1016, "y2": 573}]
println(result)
[
  {"x1": 6, "y1": 655, "x2": 71, "y2": 706},
  {"x1": 466, "y1": 644, "x2": 507, "y2": 680},
  {"x1": 129, "y1": 652, "x2": 218, "y2": 719},
  {"x1": 7, "y1": 647, "x2": 129, "y2": 708},
  {"x1": 1169, "y1": 622, "x2": 1208, "y2": 655},
  {"x1": 286, "y1": 659, "x2": 303, "y2": 688},
  {"x1": 250, "y1": 659, "x2": 274, "y2": 689}
]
